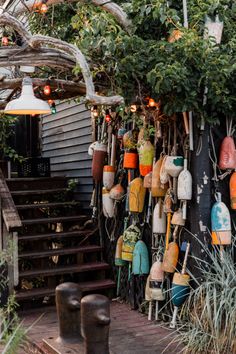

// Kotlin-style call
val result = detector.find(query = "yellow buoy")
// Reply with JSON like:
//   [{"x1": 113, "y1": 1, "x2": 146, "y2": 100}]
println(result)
[{"x1": 129, "y1": 177, "x2": 146, "y2": 213}]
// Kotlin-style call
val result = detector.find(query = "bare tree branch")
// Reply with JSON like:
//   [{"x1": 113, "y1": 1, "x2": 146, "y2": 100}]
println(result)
[{"x1": 0, "y1": 11, "x2": 124, "y2": 106}]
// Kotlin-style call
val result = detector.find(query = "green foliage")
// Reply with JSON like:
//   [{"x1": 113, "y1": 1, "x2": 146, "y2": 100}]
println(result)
[
  {"x1": 29, "y1": 1, "x2": 236, "y2": 123},
  {"x1": 0, "y1": 115, "x2": 24, "y2": 162}
]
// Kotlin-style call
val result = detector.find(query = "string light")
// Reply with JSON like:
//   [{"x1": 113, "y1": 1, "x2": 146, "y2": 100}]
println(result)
[
  {"x1": 105, "y1": 109, "x2": 111, "y2": 123},
  {"x1": 130, "y1": 104, "x2": 137, "y2": 113},
  {"x1": 148, "y1": 98, "x2": 156, "y2": 107},
  {"x1": 1, "y1": 37, "x2": 8, "y2": 46},
  {"x1": 51, "y1": 102, "x2": 57, "y2": 114},
  {"x1": 92, "y1": 105, "x2": 98, "y2": 118},
  {"x1": 40, "y1": 3, "x2": 48, "y2": 14},
  {"x1": 43, "y1": 84, "x2": 51, "y2": 96}
]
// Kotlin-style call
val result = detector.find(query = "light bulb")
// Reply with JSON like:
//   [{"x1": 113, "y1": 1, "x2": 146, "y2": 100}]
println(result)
[
  {"x1": 2, "y1": 37, "x2": 8, "y2": 46},
  {"x1": 43, "y1": 85, "x2": 51, "y2": 95},
  {"x1": 130, "y1": 104, "x2": 137, "y2": 113},
  {"x1": 40, "y1": 3, "x2": 48, "y2": 13},
  {"x1": 149, "y1": 98, "x2": 156, "y2": 107}
]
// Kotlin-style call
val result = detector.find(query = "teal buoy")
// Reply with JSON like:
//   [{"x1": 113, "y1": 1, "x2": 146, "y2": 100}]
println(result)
[{"x1": 132, "y1": 240, "x2": 150, "y2": 275}]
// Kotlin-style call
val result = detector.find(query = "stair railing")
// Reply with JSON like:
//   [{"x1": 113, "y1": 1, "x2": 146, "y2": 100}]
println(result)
[{"x1": 0, "y1": 168, "x2": 22, "y2": 300}]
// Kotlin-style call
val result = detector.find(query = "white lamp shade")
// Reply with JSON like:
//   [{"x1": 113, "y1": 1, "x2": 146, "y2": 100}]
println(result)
[{"x1": 4, "y1": 76, "x2": 51, "y2": 115}]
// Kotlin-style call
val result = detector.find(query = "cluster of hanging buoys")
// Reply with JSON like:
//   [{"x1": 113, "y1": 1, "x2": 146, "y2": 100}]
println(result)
[{"x1": 90, "y1": 105, "x2": 194, "y2": 328}]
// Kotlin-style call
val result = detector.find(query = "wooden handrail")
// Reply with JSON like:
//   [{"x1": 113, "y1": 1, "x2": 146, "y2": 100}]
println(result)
[{"x1": 0, "y1": 168, "x2": 22, "y2": 231}]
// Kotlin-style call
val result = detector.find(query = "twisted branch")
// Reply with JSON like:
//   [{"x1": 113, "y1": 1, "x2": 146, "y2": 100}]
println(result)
[{"x1": 0, "y1": 10, "x2": 124, "y2": 105}]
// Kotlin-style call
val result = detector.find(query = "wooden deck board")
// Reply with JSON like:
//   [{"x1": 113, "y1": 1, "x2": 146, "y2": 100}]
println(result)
[{"x1": 17, "y1": 302, "x2": 183, "y2": 353}]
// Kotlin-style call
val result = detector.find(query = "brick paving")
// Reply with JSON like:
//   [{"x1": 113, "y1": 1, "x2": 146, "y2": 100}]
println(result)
[{"x1": 14, "y1": 302, "x2": 182, "y2": 354}]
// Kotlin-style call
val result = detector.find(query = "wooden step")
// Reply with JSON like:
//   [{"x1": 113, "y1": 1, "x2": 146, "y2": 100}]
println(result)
[
  {"x1": 20, "y1": 245, "x2": 102, "y2": 259},
  {"x1": 15, "y1": 279, "x2": 116, "y2": 301},
  {"x1": 7, "y1": 177, "x2": 69, "y2": 191},
  {"x1": 19, "y1": 262, "x2": 110, "y2": 278},
  {"x1": 22, "y1": 215, "x2": 88, "y2": 225},
  {"x1": 11, "y1": 188, "x2": 68, "y2": 196},
  {"x1": 18, "y1": 229, "x2": 97, "y2": 242},
  {"x1": 16, "y1": 201, "x2": 81, "y2": 210}
]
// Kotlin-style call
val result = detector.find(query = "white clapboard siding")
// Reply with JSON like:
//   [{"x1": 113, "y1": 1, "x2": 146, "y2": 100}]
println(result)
[{"x1": 41, "y1": 101, "x2": 93, "y2": 207}]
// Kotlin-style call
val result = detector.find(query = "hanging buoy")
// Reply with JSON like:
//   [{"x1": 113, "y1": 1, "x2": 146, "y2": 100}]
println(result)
[
  {"x1": 122, "y1": 224, "x2": 141, "y2": 262},
  {"x1": 162, "y1": 238, "x2": 179, "y2": 273},
  {"x1": 115, "y1": 236, "x2": 127, "y2": 267},
  {"x1": 144, "y1": 171, "x2": 152, "y2": 189},
  {"x1": 110, "y1": 183, "x2": 125, "y2": 201},
  {"x1": 170, "y1": 242, "x2": 191, "y2": 329},
  {"x1": 153, "y1": 199, "x2": 166, "y2": 235},
  {"x1": 92, "y1": 143, "x2": 107, "y2": 182},
  {"x1": 139, "y1": 141, "x2": 155, "y2": 177},
  {"x1": 129, "y1": 177, "x2": 146, "y2": 213},
  {"x1": 230, "y1": 171, "x2": 236, "y2": 209},
  {"x1": 102, "y1": 188, "x2": 114, "y2": 218},
  {"x1": 132, "y1": 240, "x2": 150, "y2": 275},
  {"x1": 115, "y1": 235, "x2": 127, "y2": 297},
  {"x1": 103, "y1": 165, "x2": 115, "y2": 190},
  {"x1": 171, "y1": 208, "x2": 185, "y2": 226},
  {"x1": 219, "y1": 136, "x2": 236, "y2": 170},
  {"x1": 123, "y1": 150, "x2": 138, "y2": 169},
  {"x1": 177, "y1": 159, "x2": 192, "y2": 219},
  {"x1": 160, "y1": 155, "x2": 169, "y2": 186},
  {"x1": 149, "y1": 260, "x2": 165, "y2": 300},
  {"x1": 152, "y1": 156, "x2": 168, "y2": 197},
  {"x1": 211, "y1": 192, "x2": 231, "y2": 245},
  {"x1": 165, "y1": 156, "x2": 184, "y2": 178}
]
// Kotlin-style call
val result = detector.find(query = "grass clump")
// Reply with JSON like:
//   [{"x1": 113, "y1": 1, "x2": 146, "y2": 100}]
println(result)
[{"x1": 180, "y1": 245, "x2": 236, "y2": 354}]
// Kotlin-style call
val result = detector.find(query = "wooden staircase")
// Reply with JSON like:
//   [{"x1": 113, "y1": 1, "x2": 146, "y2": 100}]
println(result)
[{"x1": 6, "y1": 177, "x2": 115, "y2": 305}]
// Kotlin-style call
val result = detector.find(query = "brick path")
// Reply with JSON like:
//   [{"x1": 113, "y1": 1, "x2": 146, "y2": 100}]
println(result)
[{"x1": 15, "y1": 302, "x2": 182, "y2": 354}]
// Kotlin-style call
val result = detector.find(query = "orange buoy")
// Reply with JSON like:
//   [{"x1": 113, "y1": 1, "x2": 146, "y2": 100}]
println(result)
[
  {"x1": 151, "y1": 156, "x2": 168, "y2": 197},
  {"x1": 110, "y1": 183, "x2": 125, "y2": 201},
  {"x1": 129, "y1": 177, "x2": 146, "y2": 213},
  {"x1": 92, "y1": 143, "x2": 107, "y2": 182},
  {"x1": 123, "y1": 150, "x2": 138, "y2": 169},
  {"x1": 219, "y1": 136, "x2": 236, "y2": 170},
  {"x1": 139, "y1": 141, "x2": 155, "y2": 177},
  {"x1": 230, "y1": 171, "x2": 236, "y2": 209}
]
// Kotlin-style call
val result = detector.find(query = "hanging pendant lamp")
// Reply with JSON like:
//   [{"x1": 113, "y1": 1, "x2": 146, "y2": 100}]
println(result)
[{"x1": 4, "y1": 76, "x2": 51, "y2": 115}]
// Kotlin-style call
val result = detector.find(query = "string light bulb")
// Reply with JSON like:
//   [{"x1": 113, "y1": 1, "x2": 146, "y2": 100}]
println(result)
[
  {"x1": 130, "y1": 104, "x2": 137, "y2": 113},
  {"x1": 40, "y1": 2, "x2": 48, "y2": 13},
  {"x1": 51, "y1": 102, "x2": 57, "y2": 114},
  {"x1": 92, "y1": 105, "x2": 98, "y2": 118},
  {"x1": 105, "y1": 109, "x2": 111, "y2": 123},
  {"x1": 148, "y1": 98, "x2": 156, "y2": 107},
  {"x1": 1, "y1": 37, "x2": 8, "y2": 46},
  {"x1": 43, "y1": 84, "x2": 51, "y2": 96}
]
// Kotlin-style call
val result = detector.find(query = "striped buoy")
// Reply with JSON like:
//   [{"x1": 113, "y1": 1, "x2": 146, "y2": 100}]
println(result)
[
  {"x1": 92, "y1": 143, "x2": 107, "y2": 182},
  {"x1": 139, "y1": 141, "x2": 155, "y2": 177},
  {"x1": 103, "y1": 165, "x2": 115, "y2": 190}
]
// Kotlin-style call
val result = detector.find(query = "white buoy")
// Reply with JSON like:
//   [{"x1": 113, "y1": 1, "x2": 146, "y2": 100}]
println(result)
[
  {"x1": 177, "y1": 159, "x2": 192, "y2": 219},
  {"x1": 153, "y1": 199, "x2": 166, "y2": 235},
  {"x1": 102, "y1": 188, "x2": 114, "y2": 218}
]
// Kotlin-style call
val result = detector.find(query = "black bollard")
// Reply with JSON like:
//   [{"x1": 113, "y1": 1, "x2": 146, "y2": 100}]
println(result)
[
  {"x1": 81, "y1": 294, "x2": 110, "y2": 354},
  {"x1": 55, "y1": 282, "x2": 82, "y2": 344}
]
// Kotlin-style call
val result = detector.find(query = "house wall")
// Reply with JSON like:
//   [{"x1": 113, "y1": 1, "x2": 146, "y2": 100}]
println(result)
[{"x1": 41, "y1": 100, "x2": 93, "y2": 207}]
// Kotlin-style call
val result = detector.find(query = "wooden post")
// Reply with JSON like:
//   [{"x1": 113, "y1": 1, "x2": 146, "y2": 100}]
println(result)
[{"x1": 188, "y1": 122, "x2": 212, "y2": 280}]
